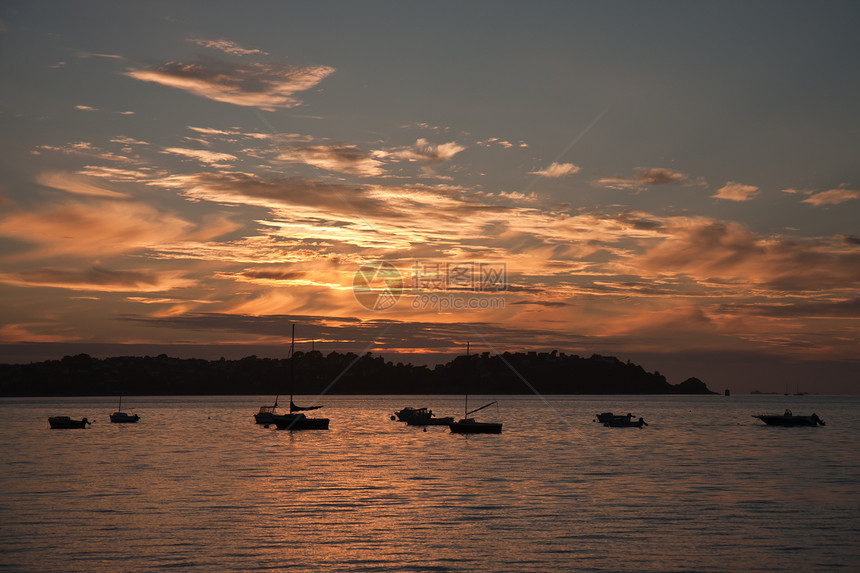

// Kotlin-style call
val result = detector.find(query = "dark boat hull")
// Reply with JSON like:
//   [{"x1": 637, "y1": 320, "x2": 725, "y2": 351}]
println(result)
[
  {"x1": 272, "y1": 414, "x2": 330, "y2": 430},
  {"x1": 450, "y1": 420, "x2": 502, "y2": 434},
  {"x1": 109, "y1": 412, "x2": 140, "y2": 423},
  {"x1": 604, "y1": 419, "x2": 647, "y2": 428},
  {"x1": 753, "y1": 415, "x2": 824, "y2": 426},
  {"x1": 48, "y1": 416, "x2": 89, "y2": 429},
  {"x1": 406, "y1": 416, "x2": 454, "y2": 426}
]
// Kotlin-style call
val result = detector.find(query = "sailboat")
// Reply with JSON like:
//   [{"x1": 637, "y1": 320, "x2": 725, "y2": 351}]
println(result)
[
  {"x1": 109, "y1": 395, "x2": 140, "y2": 423},
  {"x1": 449, "y1": 343, "x2": 502, "y2": 434},
  {"x1": 271, "y1": 325, "x2": 330, "y2": 431}
]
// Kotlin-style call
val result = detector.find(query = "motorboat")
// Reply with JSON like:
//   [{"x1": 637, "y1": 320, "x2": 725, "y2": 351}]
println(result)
[
  {"x1": 595, "y1": 412, "x2": 633, "y2": 424},
  {"x1": 753, "y1": 409, "x2": 825, "y2": 426},
  {"x1": 393, "y1": 406, "x2": 419, "y2": 421},
  {"x1": 48, "y1": 416, "x2": 90, "y2": 429},
  {"x1": 109, "y1": 396, "x2": 140, "y2": 423},
  {"x1": 254, "y1": 405, "x2": 280, "y2": 425},
  {"x1": 604, "y1": 416, "x2": 648, "y2": 428},
  {"x1": 394, "y1": 406, "x2": 454, "y2": 426}
]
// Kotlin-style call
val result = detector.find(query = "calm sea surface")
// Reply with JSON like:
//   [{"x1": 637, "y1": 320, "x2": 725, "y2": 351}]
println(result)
[{"x1": 0, "y1": 394, "x2": 858, "y2": 572}]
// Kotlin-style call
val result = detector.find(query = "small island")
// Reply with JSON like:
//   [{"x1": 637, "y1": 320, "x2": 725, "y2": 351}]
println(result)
[{"x1": 0, "y1": 350, "x2": 715, "y2": 396}]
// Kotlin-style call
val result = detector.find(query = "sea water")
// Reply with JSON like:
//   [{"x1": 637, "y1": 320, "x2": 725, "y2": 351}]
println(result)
[{"x1": 0, "y1": 394, "x2": 858, "y2": 572}]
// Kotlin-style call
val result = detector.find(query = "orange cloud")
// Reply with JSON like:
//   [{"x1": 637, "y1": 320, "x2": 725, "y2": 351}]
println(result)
[
  {"x1": 277, "y1": 144, "x2": 385, "y2": 176},
  {"x1": 713, "y1": 181, "x2": 759, "y2": 201},
  {"x1": 0, "y1": 198, "x2": 232, "y2": 261},
  {"x1": 802, "y1": 186, "x2": 860, "y2": 206},
  {"x1": 0, "y1": 264, "x2": 195, "y2": 292},
  {"x1": 187, "y1": 37, "x2": 269, "y2": 56},
  {"x1": 36, "y1": 171, "x2": 132, "y2": 199},
  {"x1": 597, "y1": 167, "x2": 691, "y2": 190},
  {"x1": 163, "y1": 147, "x2": 237, "y2": 165},
  {"x1": 390, "y1": 139, "x2": 466, "y2": 162},
  {"x1": 125, "y1": 59, "x2": 334, "y2": 111},
  {"x1": 529, "y1": 162, "x2": 581, "y2": 178}
]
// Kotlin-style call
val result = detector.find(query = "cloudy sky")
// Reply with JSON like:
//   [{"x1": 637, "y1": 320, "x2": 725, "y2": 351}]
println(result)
[{"x1": 1, "y1": 1, "x2": 858, "y2": 393}]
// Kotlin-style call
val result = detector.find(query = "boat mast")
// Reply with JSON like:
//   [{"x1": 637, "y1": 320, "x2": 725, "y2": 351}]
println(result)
[
  {"x1": 465, "y1": 342, "x2": 469, "y2": 419},
  {"x1": 290, "y1": 323, "x2": 295, "y2": 411}
]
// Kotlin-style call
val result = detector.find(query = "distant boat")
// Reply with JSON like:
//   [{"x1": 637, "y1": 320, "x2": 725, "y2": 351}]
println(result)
[
  {"x1": 604, "y1": 416, "x2": 648, "y2": 428},
  {"x1": 254, "y1": 405, "x2": 279, "y2": 425},
  {"x1": 271, "y1": 324, "x2": 329, "y2": 431},
  {"x1": 753, "y1": 409, "x2": 825, "y2": 426},
  {"x1": 393, "y1": 406, "x2": 420, "y2": 421},
  {"x1": 109, "y1": 396, "x2": 140, "y2": 423},
  {"x1": 48, "y1": 416, "x2": 90, "y2": 429},
  {"x1": 595, "y1": 412, "x2": 632, "y2": 424},
  {"x1": 449, "y1": 343, "x2": 502, "y2": 434},
  {"x1": 398, "y1": 407, "x2": 454, "y2": 426}
]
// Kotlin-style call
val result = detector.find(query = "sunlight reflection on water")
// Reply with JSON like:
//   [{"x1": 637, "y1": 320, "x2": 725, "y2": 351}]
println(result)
[{"x1": 1, "y1": 395, "x2": 858, "y2": 571}]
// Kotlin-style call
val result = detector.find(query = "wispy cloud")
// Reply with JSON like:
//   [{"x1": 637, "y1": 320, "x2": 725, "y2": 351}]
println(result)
[
  {"x1": 36, "y1": 171, "x2": 132, "y2": 199},
  {"x1": 188, "y1": 37, "x2": 269, "y2": 56},
  {"x1": 0, "y1": 264, "x2": 195, "y2": 292},
  {"x1": 126, "y1": 58, "x2": 334, "y2": 111},
  {"x1": 163, "y1": 147, "x2": 237, "y2": 166},
  {"x1": 0, "y1": 198, "x2": 234, "y2": 261},
  {"x1": 389, "y1": 139, "x2": 466, "y2": 163},
  {"x1": 277, "y1": 144, "x2": 385, "y2": 177},
  {"x1": 529, "y1": 162, "x2": 581, "y2": 178},
  {"x1": 635, "y1": 217, "x2": 860, "y2": 291},
  {"x1": 75, "y1": 105, "x2": 99, "y2": 111},
  {"x1": 802, "y1": 185, "x2": 860, "y2": 206},
  {"x1": 713, "y1": 181, "x2": 759, "y2": 201},
  {"x1": 597, "y1": 167, "x2": 691, "y2": 190}
]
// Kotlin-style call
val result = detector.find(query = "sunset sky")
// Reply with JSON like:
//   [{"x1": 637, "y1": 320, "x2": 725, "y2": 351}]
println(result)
[{"x1": 1, "y1": 1, "x2": 858, "y2": 393}]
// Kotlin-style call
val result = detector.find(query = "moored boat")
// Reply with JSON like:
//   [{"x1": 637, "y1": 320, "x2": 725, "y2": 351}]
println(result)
[
  {"x1": 595, "y1": 412, "x2": 632, "y2": 424},
  {"x1": 109, "y1": 396, "x2": 140, "y2": 423},
  {"x1": 753, "y1": 409, "x2": 825, "y2": 426},
  {"x1": 254, "y1": 405, "x2": 280, "y2": 425},
  {"x1": 604, "y1": 416, "x2": 647, "y2": 428},
  {"x1": 450, "y1": 416, "x2": 502, "y2": 434},
  {"x1": 449, "y1": 343, "x2": 502, "y2": 434},
  {"x1": 395, "y1": 406, "x2": 454, "y2": 426},
  {"x1": 271, "y1": 324, "x2": 329, "y2": 431},
  {"x1": 48, "y1": 416, "x2": 90, "y2": 429},
  {"x1": 271, "y1": 412, "x2": 330, "y2": 430}
]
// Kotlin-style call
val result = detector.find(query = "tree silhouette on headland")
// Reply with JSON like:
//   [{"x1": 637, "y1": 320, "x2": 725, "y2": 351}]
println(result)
[{"x1": 0, "y1": 351, "x2": 715, "y2": 396}]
